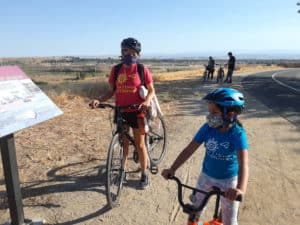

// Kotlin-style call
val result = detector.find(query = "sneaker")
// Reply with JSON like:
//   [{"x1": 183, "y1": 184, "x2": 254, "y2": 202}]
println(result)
[{"x1": 140, "y1": 173, "x2": 149, "y2": 189}]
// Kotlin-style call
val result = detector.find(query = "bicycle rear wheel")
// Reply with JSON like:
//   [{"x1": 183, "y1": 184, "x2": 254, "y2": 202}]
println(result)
[
  {"x1": 106, "y1": 134, "x2": 124, "y2": 208},
  {"x1": 146, "y1": 115, "x2": 167, "y2": 165}
]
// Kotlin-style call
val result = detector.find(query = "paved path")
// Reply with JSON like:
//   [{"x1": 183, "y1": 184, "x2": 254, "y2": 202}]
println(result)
[{"x1": 242, "y1": 69, "x2": 300, "y2": 127}]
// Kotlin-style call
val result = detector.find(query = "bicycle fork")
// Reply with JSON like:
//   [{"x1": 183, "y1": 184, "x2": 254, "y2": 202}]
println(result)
[
  {"x1": 188, "y1": 218, "x2": 222, "y2": 225},
  {"x1": 187, "y1": 194, "x2": 223, "y2": 225}
]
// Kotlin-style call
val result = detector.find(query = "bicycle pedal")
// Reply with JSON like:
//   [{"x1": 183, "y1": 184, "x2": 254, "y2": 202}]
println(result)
[{"x1": 150, "y1": 165, "x2": 158, "y2": 175}]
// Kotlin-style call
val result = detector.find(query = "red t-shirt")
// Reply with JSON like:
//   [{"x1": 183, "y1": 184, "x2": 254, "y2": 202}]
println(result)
[{"x1": 108, "y1": 63, "x2": 153, "y2": 106}]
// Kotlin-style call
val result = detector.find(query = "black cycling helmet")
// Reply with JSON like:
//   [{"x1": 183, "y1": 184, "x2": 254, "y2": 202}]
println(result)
[
  {"x1": 121, "y1": 37, "x2": 141, "y2": 53},
  {"x1": 203, "y1": 87, "x2": 245, "y2": 114}
]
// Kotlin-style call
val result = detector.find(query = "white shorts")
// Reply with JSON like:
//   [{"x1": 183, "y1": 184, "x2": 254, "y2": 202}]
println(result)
[{"x1": 192, "y1": 172, "x2": 240, "y2": 225}]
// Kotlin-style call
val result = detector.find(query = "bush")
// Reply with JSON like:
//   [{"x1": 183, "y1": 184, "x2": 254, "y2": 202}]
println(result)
[
  {"x1": 78, "y1": 72, "x2": 86, "y2": 80},
  {"x1": 277, "y1": 62, "x2": 300, "y2": 68}
]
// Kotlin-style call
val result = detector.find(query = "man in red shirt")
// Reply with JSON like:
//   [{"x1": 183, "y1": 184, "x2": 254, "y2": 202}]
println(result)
[{"x1": 90, "y1": 38, "x2": 155, "y2": 189}]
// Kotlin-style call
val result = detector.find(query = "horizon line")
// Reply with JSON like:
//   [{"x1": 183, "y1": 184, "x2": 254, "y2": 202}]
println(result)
[{"x1": 1, "y1": 50, "x2": 300, "y2": 60}]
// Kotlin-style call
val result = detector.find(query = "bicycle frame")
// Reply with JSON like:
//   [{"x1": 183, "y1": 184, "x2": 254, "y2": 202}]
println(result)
[
  {"x1": 202, "y1": 65, "x2": 209, "y2": 82},
  {"x1": 98, "y1": 103, "x2": 160, "y2": 174},
  {"x1": 99, "y1": 103, "x2": 138, "y2": 137},
  {"x1": 169, "y1": 176, "x2": 242, "y2": 225},
  {"x1": 113, "y1": 106, "x2": 136, "y2": 146},
  {"x1": 96, "y1": 102, "x2": 165, "y2": 207}
]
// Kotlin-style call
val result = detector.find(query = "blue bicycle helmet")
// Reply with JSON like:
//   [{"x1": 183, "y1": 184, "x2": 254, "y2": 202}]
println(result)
[
  {"x1": 203, "y1": 87, "x2": 245, "y2": 113},
  {"x1": 121, "y1": 37, "x2": 141, "y2": 53}
]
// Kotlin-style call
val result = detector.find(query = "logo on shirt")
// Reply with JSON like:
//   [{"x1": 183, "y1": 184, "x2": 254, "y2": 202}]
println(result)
[
  {"x1": 205, "y1": 138, "x2": 233, "y2": 161},
  {"x1": 206, "y1": 138, "x2": 218, "y2": 152},
  {"x1": 220, "y1": 142, "x2": 230, "y2": 149},
  {"x1": 117, "y1": 73, "x2": 127, "y2": 84}
]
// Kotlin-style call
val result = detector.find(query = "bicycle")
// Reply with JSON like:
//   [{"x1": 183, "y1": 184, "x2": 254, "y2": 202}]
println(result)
[
  {"x1": 216, "y1": 64, "x2": 225, "y2": 83},
  {"x1": 95, "y1": 103, "x2": 167, "y2": 208},
  {"x1": 169, "y1": 176, "x2": 242, "y2": 225},
  {"x1": 202, "y1": 65, "x2": 210, "y2": 82}
]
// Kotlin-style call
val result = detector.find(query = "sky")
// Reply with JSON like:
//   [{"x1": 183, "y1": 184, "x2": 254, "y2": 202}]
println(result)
[{"x1": 0, "y1": 0, "x2": 299, "y2": 57}]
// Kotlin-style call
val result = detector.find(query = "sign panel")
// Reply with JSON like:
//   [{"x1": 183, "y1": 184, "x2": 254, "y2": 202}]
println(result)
[{"x1": 0, "y1": 66, "x2": 63, "y2": 137}]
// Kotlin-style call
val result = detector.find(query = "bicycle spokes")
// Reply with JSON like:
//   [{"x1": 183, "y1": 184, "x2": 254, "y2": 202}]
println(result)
[
  {"x1": 106, "y1": 135, "x2": 124, "y2": 208},
  {"x1": 147, "y1": 116, "x2": 167, "y2": 165}
]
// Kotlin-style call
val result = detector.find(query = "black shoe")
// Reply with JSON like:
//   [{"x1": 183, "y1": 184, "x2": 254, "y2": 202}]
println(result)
[{"x1": 140, "y1": 173, "x2": 149, "y2": 189}]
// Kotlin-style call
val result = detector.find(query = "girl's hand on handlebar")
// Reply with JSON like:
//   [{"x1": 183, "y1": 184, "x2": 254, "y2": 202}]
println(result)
[
  {"x1": 161, "y1": 168, "x2": 175, "y2": 180},
  {"x1": 89, "y1": 99, "x2": 100, "y2": 109},
  {"x1": 225, "y1": 187, "x2": 243, "y2": 201}
]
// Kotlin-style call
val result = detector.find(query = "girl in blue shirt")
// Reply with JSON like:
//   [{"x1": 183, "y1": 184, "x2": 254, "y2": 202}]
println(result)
[{"x1": 162, "y1": 87, "x2": 249, "y2": 225}]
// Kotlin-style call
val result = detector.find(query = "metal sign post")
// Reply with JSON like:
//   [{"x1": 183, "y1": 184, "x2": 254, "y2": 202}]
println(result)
[{"x1": 0, "y1": 134, "x2": 24, "y2": 225}]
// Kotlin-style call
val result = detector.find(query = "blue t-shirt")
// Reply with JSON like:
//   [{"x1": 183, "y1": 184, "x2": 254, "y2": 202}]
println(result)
[{"x1": 193, "y1": 123, "x2": 248, "y2": 179}]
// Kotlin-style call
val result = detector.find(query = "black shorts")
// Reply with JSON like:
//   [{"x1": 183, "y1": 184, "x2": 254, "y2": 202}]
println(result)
[{"x1": 115, "y1": 111, "x2": 143, "y2": 129}]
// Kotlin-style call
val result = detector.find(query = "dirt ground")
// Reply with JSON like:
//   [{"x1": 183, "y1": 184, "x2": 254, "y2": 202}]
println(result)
[{"x1": 0, "y1": 69, "x2": 299, "y2": 225}]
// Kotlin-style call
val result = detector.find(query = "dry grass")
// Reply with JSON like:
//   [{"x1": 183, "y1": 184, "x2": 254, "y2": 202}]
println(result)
[
  {"x1": 36, "y1": 64, "x2": 283, "y2": 105},
  {"x1": 153, "y1": 64, "x2": 283, "y2": 82},
  {"x1": 154, "y1": 69, "x2": 202, "y2": 81},
  {"x1": 36, "y1": 76, "x2": 110, "y2": 105},
  {"x1": 42, "y1": 64, "x2": 283, "y2": 119},
  {"x1": 236, "y1": 64, "x2": 282, "y2": 73}
]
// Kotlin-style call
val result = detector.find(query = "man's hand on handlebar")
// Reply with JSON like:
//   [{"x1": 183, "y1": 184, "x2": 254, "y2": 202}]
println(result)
[{"x1": 161, "y1": 168, "x2": 175, "y2": 180}]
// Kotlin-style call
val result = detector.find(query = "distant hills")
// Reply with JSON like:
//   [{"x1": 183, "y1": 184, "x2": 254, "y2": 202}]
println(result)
[
  {"x1": 1, "y1": 50, "x2": 300, "y2": 60},
  {"x1": 142, "y1": 50, "x2": 300, "y2": 60}
]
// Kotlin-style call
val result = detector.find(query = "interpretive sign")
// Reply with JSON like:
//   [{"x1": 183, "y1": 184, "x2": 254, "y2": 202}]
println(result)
[
  {"x1": 0, "y1": 66, "x2": 62, "y2": 225},
  {"x1": 0, "y1": 66, "x2": 63, "y2": 137}
]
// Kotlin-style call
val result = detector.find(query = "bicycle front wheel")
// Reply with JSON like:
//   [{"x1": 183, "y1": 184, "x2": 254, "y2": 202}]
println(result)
[
  {"x1": 146, "y1": 115, "x2": 167, "y2": 165},
  {"x1": 106, "y1": 134, "x2": 124, "y2": 208}
]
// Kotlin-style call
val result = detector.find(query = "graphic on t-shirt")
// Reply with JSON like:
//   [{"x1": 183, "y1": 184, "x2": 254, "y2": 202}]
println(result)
[
  {"x1": 117, "y1": 73, "x2": 138, "y2": 94},
  {"x1": 205, "y1": 138, "x2": 233, "y2": 161},
  {"x1": 206, "y1": 138, "x2": 218, "y2": 152},
  {"x1": 117, "y1": 73, "x2": 127, "y2": 84},
  {"x1": 220, "y1": 142, "x2": 230, "y2": 149}
]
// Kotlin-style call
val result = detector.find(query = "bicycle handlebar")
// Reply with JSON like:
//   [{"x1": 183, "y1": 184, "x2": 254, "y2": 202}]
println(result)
[
  {"x1": 169, "y1": 176, "x2": 242, "y2": 214},
  {"x1": 98, "y1": 103, "x2": 115, "y2": 109},
  {"x1": 90, "y1": 102, "x2": 140, "y2": 110}
]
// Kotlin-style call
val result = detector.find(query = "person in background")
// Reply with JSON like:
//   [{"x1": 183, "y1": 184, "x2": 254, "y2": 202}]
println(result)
[
  {"x1": 207, "y1": 56, "x2": 215, "y2": 80},
  {"x1": 224, "y1": 52, "x2": 236, "y2": 83}
]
